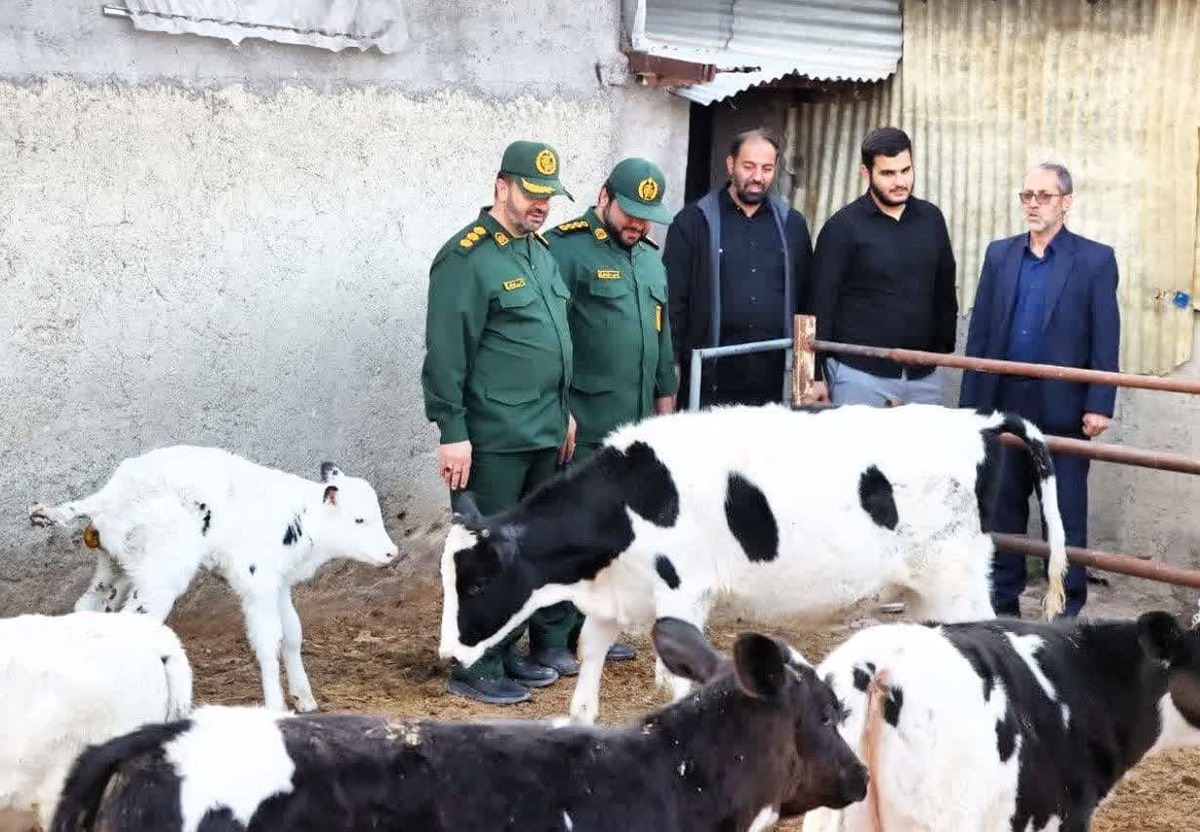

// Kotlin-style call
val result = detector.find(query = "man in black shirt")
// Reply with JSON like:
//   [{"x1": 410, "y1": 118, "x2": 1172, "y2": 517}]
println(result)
[
  {"x1": 810, "y1": 127, "x2": 957, "y2": 406},
  {"x1": 664, "y1": 128, "x2": 814, "y2": 407}
]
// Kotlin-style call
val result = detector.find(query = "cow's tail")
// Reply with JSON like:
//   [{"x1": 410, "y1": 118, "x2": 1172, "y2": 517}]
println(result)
[
  {"x1": 49, "y1": 721, "x2": 189, "y2": 832},
  {"x1": 992, "y1": 412, "x2": 1068, "y2": 619},
  {"x1": 155, "y1": 624, "x2": 194, "y2": 721}
]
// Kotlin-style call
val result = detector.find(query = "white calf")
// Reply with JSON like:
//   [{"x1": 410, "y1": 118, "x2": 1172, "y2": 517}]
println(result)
[
  {"x1": 439, "y1": 403, "x2": 1068, "y2": 723},
  {"x1": 0, "y1": 611, "x2": 192, "y2": 829},
  {"x1": 30, "y1": 446, "x2": 400, "y2": 712}
]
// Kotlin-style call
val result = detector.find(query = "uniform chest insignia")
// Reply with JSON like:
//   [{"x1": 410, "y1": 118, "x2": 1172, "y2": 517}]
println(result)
[
  {"x1": 494, "y1": 231, "x2": 510, "y2": 246},
  {"x1": 503, "y1": 277, "x2": 527, "y2": 291},
  {"x1": 596, "y1": 269, "x2": 621, "y2": 280},
  {"x1": 593, "y1": 227, "x2": 609, "y2": 241}
]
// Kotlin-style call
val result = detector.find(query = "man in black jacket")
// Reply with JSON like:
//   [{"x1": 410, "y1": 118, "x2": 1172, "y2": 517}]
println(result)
[
  {"x1": 810, "y1": 127, "x2": 958, "y2": 406},
  {"x1": 664, "y1": 128, "x2": 814, "y2": 408}
]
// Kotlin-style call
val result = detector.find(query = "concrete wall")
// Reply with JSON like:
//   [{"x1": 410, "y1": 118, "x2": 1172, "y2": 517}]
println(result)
[{"x1": 0, "y1": 1, "x2": 690, "y2": 613}]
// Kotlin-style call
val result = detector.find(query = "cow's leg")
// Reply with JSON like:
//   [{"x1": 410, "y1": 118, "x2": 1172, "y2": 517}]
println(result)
[
  {"x1": 569, "y1": 614, "x2": 620, "y2": 725},
  {"x1": 74, "y1": 551, "x2": 128, "y2": 612},
  {"x1": 279, "y1": 585, "x2": 318, "y2": 713},
  {"x1": 241, "y1": 586, "x2": 287, "y2": 711},
  {"x1": 907, "y1": 534, "x2": 996, "y2": 623}
]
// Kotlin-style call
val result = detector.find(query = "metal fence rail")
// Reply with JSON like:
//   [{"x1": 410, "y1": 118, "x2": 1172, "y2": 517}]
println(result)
[{"x1": 784, "y1": 314, "x2": 1200, "y2": 591}]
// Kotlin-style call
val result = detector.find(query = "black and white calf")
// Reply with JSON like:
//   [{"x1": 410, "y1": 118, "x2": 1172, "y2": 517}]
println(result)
[
  {"x1": 802, "y1": 611, "x2": 1200, "y2": 831},
  {"x1": 439, "y1": 403, "x2": 1067, "y2": 723},
  {"x1": 51, "y1": 619, "x2": 868, "y2": 832},
  {"x1": 30, "y1": 445, "x2": 400, "y2": 712}
]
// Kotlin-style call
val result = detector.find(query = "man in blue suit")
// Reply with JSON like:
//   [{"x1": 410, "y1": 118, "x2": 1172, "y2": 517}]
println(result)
[{"x1": 960, "y1": 162, "x2": 1120, "y2": 617}]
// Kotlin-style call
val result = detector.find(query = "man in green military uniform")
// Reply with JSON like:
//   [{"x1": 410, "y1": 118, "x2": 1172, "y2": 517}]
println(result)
[
  {"x1": 534, "y1": 157, "x2": 679, "y2": 674},
  {"x1": 422, "y1": 140, "x2": 581, "y2": 705}
]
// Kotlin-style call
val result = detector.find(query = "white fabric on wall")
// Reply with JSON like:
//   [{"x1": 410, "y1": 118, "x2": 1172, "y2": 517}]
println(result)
[{"x1": 121, "y1": 0, "x2": 409, "y2": 53}]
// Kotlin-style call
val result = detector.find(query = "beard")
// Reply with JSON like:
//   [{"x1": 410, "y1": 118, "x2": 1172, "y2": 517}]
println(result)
[
  {"x1": 869, "y1": 179, "x2": 910, "y2": 207},
  {"x1": 731, "y1": 177, "x2": 767, "y2": 205},
  {"x1": 604, "y1": 216, "x2": 642, "y2": 248}
]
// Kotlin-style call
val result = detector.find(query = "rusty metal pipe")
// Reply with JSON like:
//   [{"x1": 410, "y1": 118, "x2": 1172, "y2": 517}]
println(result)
[
  {"x1": 811, "y1": 338, "x2": 1200, "y2": 396},
  {"x1": 990, "y1": 533, "x2": 1200, "y2": 589},
  {"x1": 998, "y1": 432, "x2": 1200, "y2": 476}
]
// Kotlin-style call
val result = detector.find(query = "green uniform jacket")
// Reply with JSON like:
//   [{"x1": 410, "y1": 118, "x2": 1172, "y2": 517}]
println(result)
[
  {"x1": 548, "y1": 208, "x2": 678, "y2": 445},
  {"x1": 422, "y1": 209, "x2": 573, "y2": 452}
]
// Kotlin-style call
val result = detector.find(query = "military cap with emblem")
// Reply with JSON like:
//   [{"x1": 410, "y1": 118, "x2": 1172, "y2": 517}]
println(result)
[
  {"x1": 500, "y1": 140, "x2": 574, "y2": 201},
  {"x1": 605, "y1": 157, "x2": 670, "y2": 224}
]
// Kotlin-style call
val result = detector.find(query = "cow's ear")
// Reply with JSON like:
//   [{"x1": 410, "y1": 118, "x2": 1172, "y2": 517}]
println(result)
[
  {"x1": 453, "y1": 492, "x2": 484, "y2": 530},
  {"x1": 653, "y1": 618, "x2": 722, "y2": 684},
  {"x1": 732, "y1": 632, "x2": 788, "y2": 699},
  {"x1": 323, "y1": 484, "x2": 339, "y2": 506},
  {"x1": 1139, "y1": 611, "x2": 1184, "y2": 663},
  {"x1": 320, "y1": 462, "x2": 342, "y2": 484}
]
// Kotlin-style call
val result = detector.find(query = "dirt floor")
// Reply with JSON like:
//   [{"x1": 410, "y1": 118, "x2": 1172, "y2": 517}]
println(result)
[{"x1": 158, "y1": 572, "x2": 1200, "y2": 832}]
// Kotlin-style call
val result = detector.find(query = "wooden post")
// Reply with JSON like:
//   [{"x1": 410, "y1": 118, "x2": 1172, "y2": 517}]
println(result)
[{"x1": 792, "y1": 314, "x2": 816, "y2": 404}]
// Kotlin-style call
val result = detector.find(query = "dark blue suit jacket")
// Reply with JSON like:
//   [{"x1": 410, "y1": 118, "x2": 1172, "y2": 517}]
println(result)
[{"x1": 959, "y1": 228, "x2": 1120, "y2": 432}]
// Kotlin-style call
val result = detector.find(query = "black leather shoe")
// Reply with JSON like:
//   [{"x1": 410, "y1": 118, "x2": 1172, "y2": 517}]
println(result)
[
  {"x1": 503, "y1": 653, "x2": 560, "y2": 688},
  {"x1": 446, "y1": 676, "x2": 532, "y2": 705},
  {"x1": 606, "y1": 642, "x2": 636, "y2": 662},
  {"x1": 528, "y1": 646, "x2": 580, "y2": 677}
]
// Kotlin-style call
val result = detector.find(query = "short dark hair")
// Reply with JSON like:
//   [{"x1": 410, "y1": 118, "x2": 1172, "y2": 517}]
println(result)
[
  {"x1": 860, "y1": 127, "x2": 912, "y2": 169},
  {"x1": 728, "y1": 128, "x2": 781, "y2": 160},
  {"x1": 1034, "y1": 162, "x2": 1073, "y2": 195}
]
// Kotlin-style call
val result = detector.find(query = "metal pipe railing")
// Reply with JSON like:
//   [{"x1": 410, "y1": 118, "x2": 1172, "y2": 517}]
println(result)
[
  {"x1": 687, "y1": 338, "x2": 792, "y2": 411},
  {"x1": 999, "y1": 433, "x2": 1200, "y2": 476},
  {"x1": 991, "y1": 533, "x2": 1200, "y2": 589},
  {"x1": 788, "y1": 313, "x2": 1200, "y2": 589},
  {"x1": 812, "y1": 338, "x2": 1200, "y2": 395}
]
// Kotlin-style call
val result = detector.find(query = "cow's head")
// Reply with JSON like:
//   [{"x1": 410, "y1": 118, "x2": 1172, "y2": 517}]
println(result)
[
  {"x1": 652, "y1": 618, "x2": 869, "y2": 817},
  {"x1": 1139, "y1": 610, "x2": 1200, "y2": 749},
  {"x1": 311, "y1": 462, "x2": 400, "y2": 566},
  {"x1": 438, "y1": 493, "x2": 543, "y2": 666}
]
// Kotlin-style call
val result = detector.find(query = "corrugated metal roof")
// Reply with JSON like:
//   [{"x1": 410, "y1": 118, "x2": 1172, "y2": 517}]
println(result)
[
  {"x1": 784, "y1": 0, "x2": 1200, "y2": 375},
  {"x1": 631, "y1": 0, "x2": 902, "y2": 105}
]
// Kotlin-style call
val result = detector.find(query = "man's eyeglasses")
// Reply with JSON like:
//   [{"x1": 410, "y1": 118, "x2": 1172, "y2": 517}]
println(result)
[{"x1": 1018, "y1": 191, "x2": 1065, "y2": 206}]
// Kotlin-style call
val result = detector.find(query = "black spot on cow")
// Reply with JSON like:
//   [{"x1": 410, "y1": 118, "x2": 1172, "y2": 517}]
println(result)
[
  {"x1": 201, "y1": 509, "x2": 212, "y2": 535},
  {"x1": 858, "y1": 466, "x2": 898, "y2": 530},
  {"x1": 623, "y1": 441, "x2": 679, "y2": 527},
  {"x1": 852, "y1": 666, "x2": 871, "y2": 692},
  {"x1": 135, "y1": 605, "x2": 147, "y2": 614},
  {"x1": 975, "y1": 430, "x2": 1002, "y2": 531},
  {"x1": 724, "y1": 473, "x2": 778, "y2": 562},
  {"x1": 953, "y1": 641, "x2": 996, "y2": 701},
  {"x1": 655, "y1": 555, "x2": 680, "y2": 590},
  {"x1": 108, "y1": 586, "x2": 118, "y2": 602},
  {"x1": 283, "y1": 515, "x2": 303, "y2": 546},
  {"x1": 249, "y1": 564, "x2": 257, "y2": 575},
  {"x1": 996, "y1": 711, "x2": 1017, "y2": 762},
  {"x1": 883, "y1": 686, "x2": 903, "y2": 727}
]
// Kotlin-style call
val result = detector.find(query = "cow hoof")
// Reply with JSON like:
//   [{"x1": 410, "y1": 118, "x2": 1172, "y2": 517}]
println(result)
[{"x1": 292, "y1": 695, "x2": 320, "y2": 714}]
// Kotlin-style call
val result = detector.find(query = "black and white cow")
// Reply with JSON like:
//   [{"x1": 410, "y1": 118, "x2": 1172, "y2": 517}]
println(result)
[
  {"x1": 30, "y1": 445, "x2": 400, "y2": 712},
  {"x1": 802, "y1": 610, "x2": 1200, "y2": 832},
  {"x1": 439, "y1": 403, "x2": 1068, "y2": 723},
  {"x1": 51, "y1": 619, "x2": 868, "y2": 832}
]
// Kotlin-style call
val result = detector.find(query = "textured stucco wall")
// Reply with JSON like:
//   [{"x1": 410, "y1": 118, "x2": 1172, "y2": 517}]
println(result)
[{"x1": 0, "y1": 1, "x2": 689, "y2": 613}]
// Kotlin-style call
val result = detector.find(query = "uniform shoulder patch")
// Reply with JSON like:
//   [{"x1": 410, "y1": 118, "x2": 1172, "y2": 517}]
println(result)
[{"x1": 556, "y1": 219, "x2": 591, "y2": 234}]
